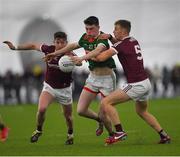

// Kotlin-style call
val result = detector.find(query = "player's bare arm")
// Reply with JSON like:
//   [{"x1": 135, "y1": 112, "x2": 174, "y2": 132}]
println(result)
[
  {"x1": 98, "y1": 34, "x2": 118, "y2": 44},
  {"x1": 43, "y1": 42, "x2": 80, "y2": 62},
  {"x1": 71, "y1": 44, "x2": 106, "y2": 64},
  {"x1": 95, "y1": 48, "x2": 116, "y2": 62},
  {"x1": 65, "y1": 52, "x2": 82, "y2": 66},
  {"x1": 3, "y1": 41, "x2": 41, "y2": 51}
]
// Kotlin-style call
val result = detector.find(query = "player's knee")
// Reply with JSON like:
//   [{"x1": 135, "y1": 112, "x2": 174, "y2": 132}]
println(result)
[
  {"x1": 38, "y1": 107, "x2": 46, "y2": 114},
  {"x1": 77, "y1": 110, "x2": 84, "y2": 116},
  {"x1": 100, "y1": 99, "x2": 109, "y2": 114},
  {"x1": 101, "y1": 98, "x2": 106, "y2": 107},
  {"x1": 99, "y1": 111, "x2": 105, "y2": 120},
  {"x1": 77, "y1": 108, "x2": 85, "y2": 116},
  {"x1": 136, "y1": 110, "x2": 147, "y2": 118}
]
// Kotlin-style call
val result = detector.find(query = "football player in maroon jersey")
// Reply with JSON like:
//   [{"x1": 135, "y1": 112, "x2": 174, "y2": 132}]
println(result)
[
  {"x1": 73, "y1": 20, "x2": 171, "y2": 145},
  {"x1": 43, "y1": 16, "x2": 115, "y2": 138},
  {"x1": 3, "y1": 32, "x2": 79, "y2": 145}
]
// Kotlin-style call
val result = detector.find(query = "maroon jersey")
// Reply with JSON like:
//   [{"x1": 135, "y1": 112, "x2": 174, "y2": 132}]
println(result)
[
  {"x1": 112, "y1": 37, "x2": 148, "y2": 83},
  {"x1": 41, "y1": 44, "x2": 73, "y2": 89}
]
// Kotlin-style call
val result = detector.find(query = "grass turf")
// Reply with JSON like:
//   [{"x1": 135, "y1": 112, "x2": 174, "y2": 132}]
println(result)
[{"x1": 0, "y1": 97, "x2": 180, "y2": 156}]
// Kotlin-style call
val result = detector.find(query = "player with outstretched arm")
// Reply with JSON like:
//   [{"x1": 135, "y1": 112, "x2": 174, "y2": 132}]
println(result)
[
  {"x1": 3, "y1": 32, "x2": 81, "y2": 145},
  {"x1": 72, "y1": 20, "x2": 171, "y2": 145}
]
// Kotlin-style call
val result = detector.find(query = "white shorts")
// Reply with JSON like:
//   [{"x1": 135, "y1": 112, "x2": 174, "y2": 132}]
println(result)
[
  {"x1": 84, "y1": 72, "x2": 116, "y2": 97},
  {"x1": 121, "y1": 78, "x2": 151, "y2": 101},
  {"x1": 42, "y1": 82, "x2": 73, "y2": 105}
]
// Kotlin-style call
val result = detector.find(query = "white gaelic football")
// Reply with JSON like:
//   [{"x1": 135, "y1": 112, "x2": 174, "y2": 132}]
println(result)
[{"x1": 58, "y1": 55, "x2": 75, "y2": 73}]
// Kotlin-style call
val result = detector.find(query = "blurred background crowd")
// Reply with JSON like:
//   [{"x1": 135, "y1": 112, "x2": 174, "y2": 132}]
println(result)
[{"x1": 0, "y1": 64, "x2": 179, "y2": 105}]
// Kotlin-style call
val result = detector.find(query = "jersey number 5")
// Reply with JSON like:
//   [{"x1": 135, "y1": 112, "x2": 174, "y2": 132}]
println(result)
[{"x1": 134, "y1": 45, "x2": 143, "y2": 60}]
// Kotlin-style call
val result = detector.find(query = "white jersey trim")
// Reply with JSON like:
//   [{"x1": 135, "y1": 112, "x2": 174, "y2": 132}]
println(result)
[
  {"x1": 111, "y1": 47, "x2": 118, "y2": 54},
  {"x1": 97, "y1": 43, "x2": 106, "y2": 48}
]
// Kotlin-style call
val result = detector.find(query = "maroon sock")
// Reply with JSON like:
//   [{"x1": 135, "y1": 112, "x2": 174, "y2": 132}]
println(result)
[
  {"x1": 159, "y1": 129, "x2": 168, "y2": 139},
  {"x1": 115, "y1": 124, "x2": 123, "y2": 132},
  {"x1": 37, "y1": 125, "x2": 42, "y2": 132},
  {"x1": 68, "y1": 129, "x2": 73, "y2": 135}
]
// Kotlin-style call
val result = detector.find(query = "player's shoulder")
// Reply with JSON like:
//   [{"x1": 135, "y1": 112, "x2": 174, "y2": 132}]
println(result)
[
  {"x1": 98, "y1": 31, "x2": 108, "y2": 41},
  {"x1": 124, "y1": 36, "x2": 139, "y2": 44},
  {"x1": 41, "y1": 44, "x2": 55, "y2": 53},
  {"x1": 80, "y1": 33, "x2": 87, "y2": 39},
  {"x1": 78, "y1": 33, "x2": 88, "y2": 44},
  {"x1": 128, "y1": 36, "x2": 138, "y2": 42},
  {"x1": 116, "y1": 36, "x2": 138, "y2": 46},
  {"x1": 127, "y1": 37, "x2": 140, "y2": 46},
  {"x1": 113, "y1": 37, "x2": 130, "y2": 49},
  {"x1": 113, "y1": 40, "x2": 123, "y2": 48},
  {"x1": 41, "y1": 44, "x2": 54, "y2": 49},
  {"x1": 97, "y1": 31, "x2": 109, "y2": 45}
]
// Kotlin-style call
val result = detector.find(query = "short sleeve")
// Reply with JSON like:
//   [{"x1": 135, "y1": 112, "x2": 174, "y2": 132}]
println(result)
[
  {"x1": 78, "y1": 33, "x2": 86, "y2": 47},
  {"x1": 112, "y1": 41, "x2": 122, "y2": 54},
  {"x1": 40, "y1": 44, "x2": 49, "y2": 54}
]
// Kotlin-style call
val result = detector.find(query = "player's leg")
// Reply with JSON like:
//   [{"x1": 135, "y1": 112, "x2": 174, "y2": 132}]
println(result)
[
  {"x1": 77, "y1": 88, "x2": 106, "y2": 136},
  {"x1": 135, "y1": 100, "x2": 171, "y2": 144},
  {"x1": 37, "y1": 91, "x2": 54, "y2": 131},
  {"x1": 97, "y1": 72, "x2": 116, "y2": 137},
  {"x1": 98, "y1": 110, "x2": 114, "y2": 137},
  {"x1": 77, "y1": 88, "x2": 98, "y2": 120},
  {"x1": 100, "y1": 89, "x2": 130, "y2": 145},
  {"x1": 101, "y1": 89, "x2": 130, "y2": 126},
  {"x1": 62, "y1": 104, "x2": 73, "y2": 145},
  {"x1": 55, "y1": 84, "x2": 74, "y2": 144},
  {"x1": 0, "y1": 116, "x2": 9, "y2": 142},
  {"x1": 30, "y1": 91, "x2": 54, "y2": 143}
]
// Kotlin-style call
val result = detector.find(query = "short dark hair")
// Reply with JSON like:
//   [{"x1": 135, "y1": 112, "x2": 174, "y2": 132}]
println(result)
[
  {"x1": 115, "y1": 20, "x2": 131, "y2": 33},
  {"x1": 54, "y1": 31, "x2": 67, "y2": 40},
  {"x1": 84, "y1": 16, "x2": 99, "y2": 26}
]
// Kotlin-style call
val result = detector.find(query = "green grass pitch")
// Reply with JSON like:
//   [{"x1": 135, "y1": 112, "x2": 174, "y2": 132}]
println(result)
[{"x1": 0, "y1": 97, "x2": 180, "y2": 156}]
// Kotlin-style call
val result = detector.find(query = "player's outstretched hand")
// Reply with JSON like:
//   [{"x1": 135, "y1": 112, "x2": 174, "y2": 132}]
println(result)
[
  {"x1": 43, "y1": 53, "x2": 56, "y2": 62},
  {"x1": 3, "y1": 41, "x2": 16, "y2": 50}
]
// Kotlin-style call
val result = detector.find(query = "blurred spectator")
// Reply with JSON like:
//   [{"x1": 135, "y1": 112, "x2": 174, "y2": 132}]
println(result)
[
  {"x1": 151, "y1": 65, "x2": 161, "y2": 98},
  {"x1": 0, "y1": 75, "x2": 3, "y2": 104},
  {"x1": 0, "y1": 64, "x2": 180, "y2": 105},
  {"x1": 162, "y1": 66, "x2": 171, "y2": 98},
  {"x1": 171, "y1": 64, "x2": 180, "y2": 97},
  {"x1": 2, "y1": 70, "x2": 14, "y2": 104},
  {"x1": 145, "y1": 67, "x2": 153, "y2": 82},
  {"x1": 22, "y1": 66, "x2": 35, "y2": 104},
  {"x1": 12, "y1": 73, "x2": 22, "y2": 104},
  {"x1": 32, "y1": 64, "x2": 44, "y2": 98}
]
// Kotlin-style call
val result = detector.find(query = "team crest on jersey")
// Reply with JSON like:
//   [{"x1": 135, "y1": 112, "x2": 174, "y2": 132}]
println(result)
[{"x1": 88, "y1": 44, "x2": 94, "y2": 50}]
